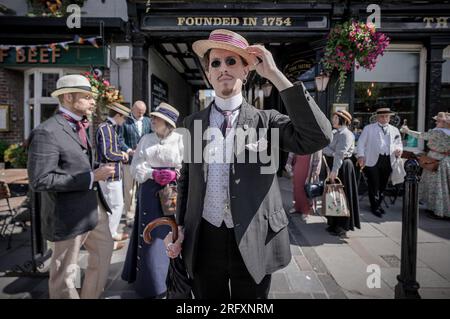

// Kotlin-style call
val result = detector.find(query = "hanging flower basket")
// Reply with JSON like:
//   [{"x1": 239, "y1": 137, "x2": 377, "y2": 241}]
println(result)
[
  {"x1": 83, "y1": 70, "x2": 124, "y2": 120},
  {"x1": 322, "y1": 20, "x2": 390, "y2": 102}
]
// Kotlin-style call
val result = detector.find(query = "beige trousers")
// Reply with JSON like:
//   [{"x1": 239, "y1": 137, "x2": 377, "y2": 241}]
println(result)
[
  {"x1": 48, "y1": 201, "x2": 114, "y2": 299},
  {"x1": 122, "y1": 164, "x2": 137, "y2": 218}
]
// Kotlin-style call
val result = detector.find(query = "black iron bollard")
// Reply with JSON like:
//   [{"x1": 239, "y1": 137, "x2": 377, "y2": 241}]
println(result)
[{"x1": 395, "y1": 159, "x2": 421, "y2": 299}]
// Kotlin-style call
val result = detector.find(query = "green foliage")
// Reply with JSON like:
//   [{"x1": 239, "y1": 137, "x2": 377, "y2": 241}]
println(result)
[{"x1": 4, "y1": 143, "x2": 27, "y2": 168}]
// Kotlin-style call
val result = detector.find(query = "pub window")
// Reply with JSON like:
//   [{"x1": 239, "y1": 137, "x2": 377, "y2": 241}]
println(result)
[{"x1": 353, "y1": 44, "x2": 426, "y2": 150}]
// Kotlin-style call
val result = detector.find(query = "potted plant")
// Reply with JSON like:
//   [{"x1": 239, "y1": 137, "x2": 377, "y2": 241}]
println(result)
[
  {"x1": 4, "y1": 143, "x2": 27, "y2": 169},
  {"x1": 83, "y1": 70, "x2": 124, "y2": 121},
  {"x1": 322, "y1": 20, "x2": 390, "y2": 102}
]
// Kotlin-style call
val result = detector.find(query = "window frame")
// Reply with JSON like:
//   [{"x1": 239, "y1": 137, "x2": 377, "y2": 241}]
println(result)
[{"x1": 353, "y1": 43, "x2": 427, "y2": 151}]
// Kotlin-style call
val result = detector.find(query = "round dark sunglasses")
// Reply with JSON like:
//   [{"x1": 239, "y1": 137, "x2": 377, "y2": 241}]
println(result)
[{"x1": 210, "y1": 57, "x2": 237, "y2": 68}]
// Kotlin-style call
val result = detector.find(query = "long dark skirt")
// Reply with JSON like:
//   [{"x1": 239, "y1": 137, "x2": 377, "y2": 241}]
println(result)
[
  {"x1": 121, "y1": 179, "x2": 171, "y2": 298},
  {"x1": 325, "y1": 157, "x2": 361, "y2": 231}
]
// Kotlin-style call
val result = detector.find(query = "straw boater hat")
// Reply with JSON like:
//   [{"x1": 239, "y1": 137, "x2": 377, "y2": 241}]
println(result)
[
  {"x1": 192, "y1": 29, "x2": 259, "y2": 70},
  {"x1": 333, "y1": 110, "x2": 352, "y2": 125},
  {"x1": 375, "y1": 107, "x2": 396, "y2": 116},
  {"x1": 150, "y1": 102, "x2": 179, "y2": 128},
  {"x1": 106, "y1": 102, "x2": 131, "y2": 117},
  {"x1": 51, "y1": 74, "x2": 96, "y2": 98},
  {"x1": 375, "y1": 107, "x2": 395, "y2": 115},
  {"x1": 433, "y1": 112, "x2": 450, "y2": 123}
]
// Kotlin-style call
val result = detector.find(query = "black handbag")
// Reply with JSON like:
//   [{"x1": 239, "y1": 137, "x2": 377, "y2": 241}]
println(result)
[
  {"x1": 166, "y1": 256, "x2": 192, "y2": 299},
  {"x1": 304, "y1": 181, "x2": 324, "y2": 199},
  {"x1": 304, "y1": 155, "x2": 325, "y2": 199}
]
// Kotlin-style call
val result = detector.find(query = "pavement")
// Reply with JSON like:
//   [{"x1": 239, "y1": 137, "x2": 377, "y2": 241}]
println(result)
[{"x1": 1, "y1": 176, "x2": 450, "y2": 299}]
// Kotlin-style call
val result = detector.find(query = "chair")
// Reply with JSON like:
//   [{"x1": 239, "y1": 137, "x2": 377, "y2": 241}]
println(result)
[{"x1": 0, "y1": 180, "x2": 27, "y2": 249}]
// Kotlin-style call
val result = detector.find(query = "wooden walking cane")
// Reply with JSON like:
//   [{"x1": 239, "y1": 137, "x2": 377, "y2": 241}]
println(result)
[
  {"x1": 143, "y1": 217, "x2": 178, "y2": 244},
  {"x1": 142, "y1": 217, "x2": 192, "y2": 299}
]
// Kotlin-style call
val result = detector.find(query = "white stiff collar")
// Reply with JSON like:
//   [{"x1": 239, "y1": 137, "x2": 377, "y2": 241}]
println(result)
[
  {"x1": 214, "y1": 93, "x2": 243, "y2": 111},
  {"x1": 59, "y1": 106, "x2": 82, "y2": 121}
]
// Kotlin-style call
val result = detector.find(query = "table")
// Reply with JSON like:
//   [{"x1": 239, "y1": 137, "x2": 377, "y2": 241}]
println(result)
[{"x1": 0, "y1": 169, "x2": 28, "y2": 185}]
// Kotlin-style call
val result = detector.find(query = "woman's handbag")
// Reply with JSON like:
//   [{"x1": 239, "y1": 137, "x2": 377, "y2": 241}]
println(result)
[
  {"x1": 321, "y1": 156, "x2": 350, "y2": 217},
  {"x1": 390, "y1": 157, "x2": 406, "y2": 185},
  {"x1": 158, "y1": 183, "x2": 178, "y2": 216},
  {"x1": 322, "y1": 178, "x2": 351, "y2": 217},
  {"x1": 304, "y1": 154, "x2": 324, "y2": 199},
  {"x1": 304, "y1": 180, "x2": 324, "y2": 199},
  {"x1": 418, "y1": 155, "x2": 440, "y2": 172}
]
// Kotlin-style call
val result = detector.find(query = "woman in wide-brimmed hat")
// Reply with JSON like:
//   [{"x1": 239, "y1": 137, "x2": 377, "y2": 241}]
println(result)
[
  {"x1": 323, "y1": 110, "x2": 361, "y2": 237},
  {"x1": 401, "y1": 112, "x2": 450, "y2": 219},
  {"x1": 121, "y1": 102, "x2": 184, "y2": 298}
]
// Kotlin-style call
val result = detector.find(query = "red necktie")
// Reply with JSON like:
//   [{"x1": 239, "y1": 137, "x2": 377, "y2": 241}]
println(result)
[{"x1": 60, "y1": 112, "x2": 89, "y2": 148}]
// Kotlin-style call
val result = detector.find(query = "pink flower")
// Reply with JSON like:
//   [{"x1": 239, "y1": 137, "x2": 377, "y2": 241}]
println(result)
[{"x1": 103, "y1": 80, "x2": 110, "y2": 86}]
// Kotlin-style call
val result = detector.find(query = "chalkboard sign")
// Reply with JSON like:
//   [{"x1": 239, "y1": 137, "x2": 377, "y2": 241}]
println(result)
[{"x1": 151, "y1": 74, "x2": 169, "y2": 112}]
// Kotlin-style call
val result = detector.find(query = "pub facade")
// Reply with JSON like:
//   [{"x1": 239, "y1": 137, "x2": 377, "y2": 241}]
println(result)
[{"x1": 1, "y1": 0, "x2": 449, "y2": 155}]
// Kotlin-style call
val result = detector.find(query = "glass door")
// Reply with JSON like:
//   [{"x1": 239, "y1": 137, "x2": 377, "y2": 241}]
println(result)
[{"x1": 24, "y1": 68, "x2": 62, "y2": 138}]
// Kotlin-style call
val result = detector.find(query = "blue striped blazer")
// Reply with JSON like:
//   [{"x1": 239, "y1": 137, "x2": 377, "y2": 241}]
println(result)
[{"x1": 96, "y1": 119, "x2": 126, "y2": 181}]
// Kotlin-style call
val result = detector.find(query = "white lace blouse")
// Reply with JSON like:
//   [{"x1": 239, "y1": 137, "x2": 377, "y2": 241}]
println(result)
[{"x1": 130, "y1": 131, "x2": 184, "y2": 184}]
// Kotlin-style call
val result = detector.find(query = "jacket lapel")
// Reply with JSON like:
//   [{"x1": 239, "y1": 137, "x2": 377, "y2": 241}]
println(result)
[
  {"x1": 196, "y1": 102, "x2": 213, "y2": 183},
  {"x1": 234, "y1": 99, "x2": 257, "y2": 154},
  {"x1": 131, "y1": 118, "x2": 140, "y2": 137},
  {"x1": 55, "y1": 113, "x2": 87, "y2": 149}
]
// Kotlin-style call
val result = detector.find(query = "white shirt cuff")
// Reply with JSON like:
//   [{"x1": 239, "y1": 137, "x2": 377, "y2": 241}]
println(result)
[{"x1": 89, "y1": 172, "x2": 94, "y2": 189}]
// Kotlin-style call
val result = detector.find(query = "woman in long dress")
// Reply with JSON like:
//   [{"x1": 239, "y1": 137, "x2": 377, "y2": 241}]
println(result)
[
  {"x1": 121, "y1": 102, "x2": 183, "y2": 298},
  {"x1": 401, "y1": 112, "x2": 450, "y2": 219},
  {"x1": 286, "y1": 152, "x2": 322, "y2": 218},
  {"x1": 322, "y1": 110, "x2": 361, "y2": 237}
]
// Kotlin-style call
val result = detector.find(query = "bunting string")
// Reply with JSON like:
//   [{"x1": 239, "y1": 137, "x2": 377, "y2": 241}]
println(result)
[{"x1": 0, "y1": 35, "x2": 102, "y2": 52}]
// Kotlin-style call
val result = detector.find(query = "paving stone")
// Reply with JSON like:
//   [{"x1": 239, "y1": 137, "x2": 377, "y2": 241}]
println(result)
[
  {"x1": 270, "y1": 272, "x2": 291, "y2": 293},
  {"x1": 293, "y1": 255, "x2": 312, "y2": 271},
  {"x1": 317, "y1": 273, "x2": 348, "y2": 299},
  {"x1": 271, "y1": 292, "x2": 313, "y2": 299},
  {"x1": 286, "y1": 270, "x2": 326, "y2": 294},
  {"x1": 312, "y1": 292, "x2": 328, "y2": 299}
]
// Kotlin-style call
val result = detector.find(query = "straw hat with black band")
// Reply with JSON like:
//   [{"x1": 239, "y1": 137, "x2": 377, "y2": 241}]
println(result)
[
  {"x1": 192, "y1": 29, "x2": 259, "y2": 70},
  {"x1": 150, "y1": 102, "x2": 179, "y2": 128},
  {"x1": 375, "y1": 107, "x2": 395, "y2": 116},
  {"x1": 106, "y1": 101, "x2": 131, "y2": 117},
  {"x1": 333, "y1": 110, "x2": 352, "y2": 125},
  {"x1": 51, "y1": 74, "x2": 97, "y2": 98}
]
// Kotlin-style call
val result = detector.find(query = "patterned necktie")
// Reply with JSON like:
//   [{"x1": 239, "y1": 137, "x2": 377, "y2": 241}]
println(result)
[
  {"x1": 60, "y1": 112, "x2": 89, "y2": 148},
  {"x1": 215, "y1": 104, "x2": 241, "y2": 137}
]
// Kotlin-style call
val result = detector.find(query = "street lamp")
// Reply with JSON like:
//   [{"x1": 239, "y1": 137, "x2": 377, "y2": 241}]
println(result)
[
  {"x1": 315, "y1": 70, "x2": 330, "y2": 92},
  {"x1": 261, "y1": 81, "x2": 273, "y2": 98}
]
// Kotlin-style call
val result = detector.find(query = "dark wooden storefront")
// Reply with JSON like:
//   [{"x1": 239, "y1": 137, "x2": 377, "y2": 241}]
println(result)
[{"x1": 128, "y1": 1, "x2": 450, "y2": 131}]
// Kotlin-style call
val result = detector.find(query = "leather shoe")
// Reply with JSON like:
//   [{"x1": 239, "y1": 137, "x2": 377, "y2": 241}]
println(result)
[
  {"x1": 371, "y1": 209, "x2": 383, "y2": 218},
  {"x1": 326, "y1": 226, "x2": 335, "y2": 233},
  {"x1": 112, "y1": 233, "x2": 129, "y2": 241}
]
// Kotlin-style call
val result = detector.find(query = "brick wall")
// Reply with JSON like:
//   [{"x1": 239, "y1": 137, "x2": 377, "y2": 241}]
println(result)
[{"x1": 0, "y1": 68, "x2": 25, "y2": 145}]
